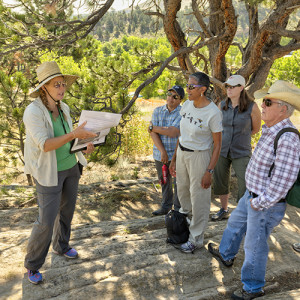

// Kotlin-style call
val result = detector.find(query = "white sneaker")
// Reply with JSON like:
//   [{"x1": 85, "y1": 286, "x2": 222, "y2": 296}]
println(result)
[{"x1": 181, "y1": 241, "x2": 197, "y2": 253}]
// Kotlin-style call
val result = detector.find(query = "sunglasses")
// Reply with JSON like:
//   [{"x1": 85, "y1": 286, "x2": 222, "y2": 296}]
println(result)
[
  {"x1": 167, "y1": 92, "x2": 179, "y2": 100},
  {"x1": 262, "y1": 98, "x2": 281, "y2": 107},
  {"x1": 53, "y1": 81, "x2": 67, "y2": 89},
  {"x1": 225, "y1": 84, "x2": 241, "y2": 89},
  {"x1": 186, "y1": 84, "x2": 204, "y2": 90}
]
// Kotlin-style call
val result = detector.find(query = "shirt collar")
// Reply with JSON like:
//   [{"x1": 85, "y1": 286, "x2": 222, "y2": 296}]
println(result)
[
  {"x1": 262, "y1": 118, "x2": 292, "y2": 135},
  {"x1": 163, "y1": 104, "x2": 181, "y2": 113}
]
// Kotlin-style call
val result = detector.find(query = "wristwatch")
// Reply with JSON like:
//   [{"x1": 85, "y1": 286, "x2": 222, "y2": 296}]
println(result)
[
  {"x1": 149, "y1": 124, "x2": 153, "y2": 132},
  {"x1": 206, "y1": 168, "x2": 214, "y2": 174}
]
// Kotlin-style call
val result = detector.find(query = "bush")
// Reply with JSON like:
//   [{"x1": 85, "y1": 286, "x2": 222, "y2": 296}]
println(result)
[{"x1": 120, "y1": 111, "x2": 153, "y2": 157}]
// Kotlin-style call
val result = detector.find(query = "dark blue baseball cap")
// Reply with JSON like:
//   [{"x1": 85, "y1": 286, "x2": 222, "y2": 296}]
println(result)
[{"x1": 168, "y1": 85, "x2": 185, "y2": 99}]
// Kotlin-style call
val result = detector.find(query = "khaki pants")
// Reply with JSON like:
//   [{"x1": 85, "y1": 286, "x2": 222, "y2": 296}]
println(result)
[{"x1": 176, "y1": 147, "x2": 211, "y2": 247}]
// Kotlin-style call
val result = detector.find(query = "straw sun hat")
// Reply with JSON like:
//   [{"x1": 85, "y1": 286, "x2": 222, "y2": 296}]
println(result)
[
  {"x1": 29, "y1": 61, "x2": 79, "y2": 98},
  {"x1": 254, "y1": 80, "x2": 300, "y2": 111}
]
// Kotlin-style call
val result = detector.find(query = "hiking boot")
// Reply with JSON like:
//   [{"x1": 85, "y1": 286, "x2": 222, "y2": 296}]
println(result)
[
  {"x1": 231, "y1": 289, "x2": 264, "y2": 300},
  {"x1": 211, "y1": 208, "x2": 230, "y2": 221},
  {"x1": 27, "y1": 269, "x2": 43, "y2": 285},
  {"x1": 208, "y1": 243, "x2": 234, "y2": 267},
  {"x1": 53, "y1": 248, "x2": 78, "y2": 259},
  {"x1": 181, "y1": 241, "x2": 197, "y2": 253},
  {"x1": 152, "y1": 208, "x2": 169, "y2": 216}
]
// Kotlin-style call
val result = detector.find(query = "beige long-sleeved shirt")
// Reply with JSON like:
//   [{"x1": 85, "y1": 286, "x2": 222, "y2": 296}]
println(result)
[{"x1": 23, "y1": 97, "x2": 86, "y2": 186}]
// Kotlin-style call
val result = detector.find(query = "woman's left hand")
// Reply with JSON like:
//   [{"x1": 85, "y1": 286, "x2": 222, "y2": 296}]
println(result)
[
  {"x1": 83, "y1": 142, "x2": 95, "y2": 154},
  {"x1": 201, "y1": 172, "x2": 212, "y2": 189}
]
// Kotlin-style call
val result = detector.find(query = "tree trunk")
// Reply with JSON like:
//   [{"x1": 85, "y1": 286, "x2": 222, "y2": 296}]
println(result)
[{"x1": 163, "y1": 0, "x2": 189, "y2": 73}]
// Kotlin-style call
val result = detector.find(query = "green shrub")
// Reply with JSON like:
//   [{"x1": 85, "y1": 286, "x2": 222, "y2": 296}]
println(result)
[{"x1": 120, "y1": 111, "x2": 153, "y2": 157}]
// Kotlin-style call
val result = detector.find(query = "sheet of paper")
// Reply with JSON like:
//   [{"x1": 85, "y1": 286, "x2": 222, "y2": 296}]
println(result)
[{"x1": 70, "y1": 110, "x2": 122, "y2": 153}]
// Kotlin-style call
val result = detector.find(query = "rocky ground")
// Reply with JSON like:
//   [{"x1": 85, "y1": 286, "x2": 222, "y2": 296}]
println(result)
[{"x1": 0, "y1": 157, "x2": 300, "y2": 300}]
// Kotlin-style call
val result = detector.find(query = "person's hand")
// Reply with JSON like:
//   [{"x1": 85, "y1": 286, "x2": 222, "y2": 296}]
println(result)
[
  {"x1": 73, "y1": 121, "x2": 97, "y2": 139},
  {"x1": 169, "y1": 160, "x2": 176, "y2": 177},
  {"x1": 161, "y1": 151, "x2": 168, "y2": 164},
  {"x1": 82, "y1": 142, "x2": 95, "y2": 154},
  {"x1": 201, "y1": 172, "x2": 212, "y2": 189},
  {"x1": 250, "y1": 198, "x2": 259, "y2": 211}
]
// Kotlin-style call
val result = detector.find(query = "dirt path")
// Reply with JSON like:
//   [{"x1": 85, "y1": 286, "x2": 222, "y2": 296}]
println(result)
[{"x1": 0, "y1": 159, "x2": 300, "y2": 299}]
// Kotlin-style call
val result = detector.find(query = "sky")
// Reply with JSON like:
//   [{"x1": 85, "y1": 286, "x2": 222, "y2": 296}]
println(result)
[{"x1": 110, "y1": 0, "x2": 132, "y2": 11}]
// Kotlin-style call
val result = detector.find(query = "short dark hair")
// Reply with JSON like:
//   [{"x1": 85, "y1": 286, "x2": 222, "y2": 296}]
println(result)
[
  {"x1": 189, "y1": 72, "x2": 210, "y2": 95},
  {"x1": 190, "y1": 72, "x2": 210, "y2": 87}
]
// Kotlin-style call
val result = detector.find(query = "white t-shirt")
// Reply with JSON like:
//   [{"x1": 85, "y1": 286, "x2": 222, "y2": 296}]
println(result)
[{"x1": 179, "y1": 100, "x2": 223, "y2": 151}]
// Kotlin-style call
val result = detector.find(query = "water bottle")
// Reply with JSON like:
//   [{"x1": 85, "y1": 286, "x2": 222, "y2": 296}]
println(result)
[{"x1": 162, "y1": 164, "x2": 168, "y2": 185}]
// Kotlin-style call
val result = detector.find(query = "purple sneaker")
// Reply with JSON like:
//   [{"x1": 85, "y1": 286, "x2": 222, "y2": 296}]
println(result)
[
  {"x1": 63, "y1": 248, "x2": 78, "y2": 259},
  {"x1": 27, "y1": 269, "x2": 43, "y2": 284}
]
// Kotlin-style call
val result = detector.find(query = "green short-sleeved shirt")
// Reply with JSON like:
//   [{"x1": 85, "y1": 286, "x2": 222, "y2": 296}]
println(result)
[{"x1": 50, "y1": 112, "x2": 77, "y2": 171}]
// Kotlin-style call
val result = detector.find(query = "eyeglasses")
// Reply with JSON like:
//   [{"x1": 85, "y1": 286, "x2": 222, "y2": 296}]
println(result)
[
  {"x1": 186, "y1": 84, "x2": 204, "y2": 90},
  {"x1": 225, "y1": 84, "x2": 241, "y2": 89},
  {"x1": 53, "y1": 81, "x2": 67, "y2": 89},
  {"x1": 262, "y1": 98, "x2": 282, "y2": 107},
  {"x1": 167, "y1": 92, "x2": 179, "y2": 100}
]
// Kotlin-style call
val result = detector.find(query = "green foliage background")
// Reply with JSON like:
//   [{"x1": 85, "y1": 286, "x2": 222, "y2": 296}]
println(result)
[{"x1": 0, "y1": 0, "x2": 299, "y2": 184}]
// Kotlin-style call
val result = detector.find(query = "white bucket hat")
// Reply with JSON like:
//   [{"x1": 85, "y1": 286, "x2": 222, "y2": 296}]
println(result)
[
  {"x1": 29, "y1": 61, "x2": 79, "y2": 98},
  {"x1": 254, "y1": 80, "x2": 300, "y2": 111},
  {"x1": 224, "y1": 75, "x2": 246, "y2": 87}
]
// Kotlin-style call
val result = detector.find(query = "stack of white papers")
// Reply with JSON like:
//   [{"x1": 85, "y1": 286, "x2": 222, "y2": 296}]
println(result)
[{"x1": 70, "y1": 110, "x2": 122, "y2": 153}]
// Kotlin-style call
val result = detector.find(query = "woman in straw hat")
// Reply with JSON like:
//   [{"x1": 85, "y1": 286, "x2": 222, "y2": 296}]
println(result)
[
  {"x1": 23, "y1": 61, "x2": 96, "y2": 284},
  {"x1": 211, "y1": 75, "x2": 261, "y2": 221}
]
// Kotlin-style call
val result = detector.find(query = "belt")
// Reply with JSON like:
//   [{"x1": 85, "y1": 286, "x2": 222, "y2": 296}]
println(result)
[
  {"x1": 179, "y1": 143, "x2": 194, "y2": 152},
  {"x1": 249, "y1": 191, "x2": 286, "y2": 203}
]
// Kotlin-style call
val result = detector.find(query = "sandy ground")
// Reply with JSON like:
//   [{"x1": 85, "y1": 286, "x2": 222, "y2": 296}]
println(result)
[{"x1": 0, "y1": 157, "x2": 300, "y2": 299}]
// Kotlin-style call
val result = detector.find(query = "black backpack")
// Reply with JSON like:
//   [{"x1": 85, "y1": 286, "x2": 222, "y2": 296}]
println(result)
[{"x1": 165, "y1": 210, "x2": 189, "y2": 244}]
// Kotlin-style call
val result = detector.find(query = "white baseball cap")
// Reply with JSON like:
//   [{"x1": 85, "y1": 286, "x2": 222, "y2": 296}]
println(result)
[{"x1": 224, "y1": 75, "x2": 246, "y2": 87}]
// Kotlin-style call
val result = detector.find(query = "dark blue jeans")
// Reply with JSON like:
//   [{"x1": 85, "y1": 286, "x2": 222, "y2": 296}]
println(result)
[{"x1": 155, "y1": 160, "x2": 180, "y2": 211}]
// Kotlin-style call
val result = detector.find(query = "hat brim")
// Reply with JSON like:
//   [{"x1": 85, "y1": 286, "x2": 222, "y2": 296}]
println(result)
[
  {"x1": 254, "y1": 88, "x2": 300, "y2": 111},
  {"x1": 253, "y1": 87, "x2": 269, "y2": 100},
  {"x1": 29, "y1": 74, "x2": 79, "y2": 98}
]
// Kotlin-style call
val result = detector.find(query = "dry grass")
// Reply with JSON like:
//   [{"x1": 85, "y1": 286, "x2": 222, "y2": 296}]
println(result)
[{"x1": 290, "y1": 110, "x2": 300, "y2": 129}]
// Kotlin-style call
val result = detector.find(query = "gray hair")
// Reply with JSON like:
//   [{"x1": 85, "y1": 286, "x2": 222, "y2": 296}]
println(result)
[{"x1": 277, "y1": 100, "x2": 295, "y2": 117}]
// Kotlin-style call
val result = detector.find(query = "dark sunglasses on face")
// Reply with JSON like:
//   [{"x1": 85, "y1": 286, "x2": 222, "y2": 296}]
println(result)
[
  {"x1": 225, "y1": 84, "x2": 241, "y2": 89},
  {"x1": 167, "y1": 92, "x2": 179, "y2": 100},
  {"x1": 186, "y1": 84, "x2": 204, "y2": 90},
  {"x1": 262, "y1": 98, "x2": 281, "y2": 107}
]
